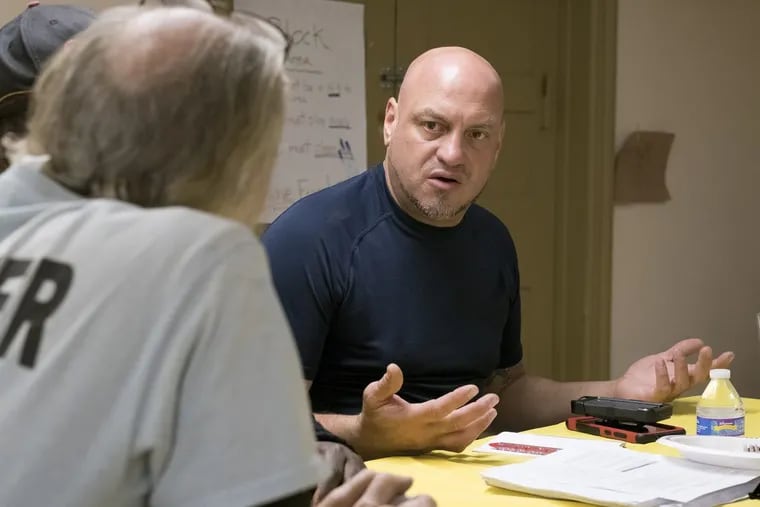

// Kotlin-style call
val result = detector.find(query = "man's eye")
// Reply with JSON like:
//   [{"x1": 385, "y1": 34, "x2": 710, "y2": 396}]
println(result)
[
  {"x1": 469, "y1": 130, "x2": 488, "y2": 141},
  {"x1": 422, "y1": 121, "x2": 440, "y2": 132}
]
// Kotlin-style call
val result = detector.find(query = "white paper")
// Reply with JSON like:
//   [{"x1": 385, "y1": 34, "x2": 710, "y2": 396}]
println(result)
[
  {"x1": 236, "y1": 0, "x2": 367, "y2": 222},
  {"x1": 482, "y1": 446, "x2": 760, "y2": 506}
]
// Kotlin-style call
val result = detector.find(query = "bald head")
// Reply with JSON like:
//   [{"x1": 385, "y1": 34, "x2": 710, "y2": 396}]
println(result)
[
  {"x1": 27, "y1": 4, "x2": 289, "y2": 221},
  {"x1": 398, "y1": 46, "x2": 504, "y2": 121},
  {"x1": 137, "y1": 0, "x2": 214, "y2": 12},
  {"x1": 102, "y1": 7, "x2": 228, "y2": 93},
  {"x1": 80, "y1": 5, "x2": 285, "y2": 96},
  {"x1": 382, "y1": 46, "x2": 505, "y2": 227}
]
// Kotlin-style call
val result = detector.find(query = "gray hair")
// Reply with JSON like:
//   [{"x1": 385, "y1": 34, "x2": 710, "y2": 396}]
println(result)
[
  {"x1": 1, "y1": 114, "x2": 27, "y2": 171},
  {"x1": 26, "y1": 5, "x2": 287, "y2": 222}
]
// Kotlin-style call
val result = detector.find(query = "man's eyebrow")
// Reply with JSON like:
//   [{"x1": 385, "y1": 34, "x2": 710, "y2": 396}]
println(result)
[
  {"x1": 413, "y1": 108, "x2": 497, "y2": 129},
  {"x1": 468, "y1": 123, "x2": 495, "y2": 131},
  {"x1": 414, "y1": 108, "x2": 449, "y2": 123},
  {"x1": 468, "y1": 116, "x2": 497, "y2": 130}
]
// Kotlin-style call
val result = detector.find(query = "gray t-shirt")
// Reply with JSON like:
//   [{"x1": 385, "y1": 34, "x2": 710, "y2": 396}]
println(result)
[{"x1": 0, "y1": 157, "x2": 323, "y2": 507}]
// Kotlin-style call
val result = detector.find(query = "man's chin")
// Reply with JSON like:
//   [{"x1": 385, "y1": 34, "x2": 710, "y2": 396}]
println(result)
[{"x1": 414, "y1": 199, "x2": 469, "y2": 223}]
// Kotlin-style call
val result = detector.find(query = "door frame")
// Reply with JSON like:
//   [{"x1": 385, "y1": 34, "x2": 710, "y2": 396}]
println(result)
[{"x1": 552, "y1": 0, "x2": 617, "y2": 381}]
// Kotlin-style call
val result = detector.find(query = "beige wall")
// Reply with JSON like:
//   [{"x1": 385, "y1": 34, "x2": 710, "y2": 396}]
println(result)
[
  {"x1": 612, "y1": 0, "x2": 760, "y2": 396},
  {"x1": 5, "y1": 0, "x2": 758, "y2": 395}
]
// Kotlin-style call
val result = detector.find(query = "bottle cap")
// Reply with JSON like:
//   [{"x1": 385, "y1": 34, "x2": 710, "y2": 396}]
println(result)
[{"x1": 709, "y1": 368, "x2": 731, "y2": 379}]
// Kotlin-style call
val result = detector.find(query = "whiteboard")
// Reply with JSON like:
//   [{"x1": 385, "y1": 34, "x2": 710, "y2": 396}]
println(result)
[{"x1": 236, "y1": 0, "x2": 366, "y2": 222}]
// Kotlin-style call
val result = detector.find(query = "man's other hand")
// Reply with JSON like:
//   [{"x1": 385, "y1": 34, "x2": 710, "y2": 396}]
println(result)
[
  {"x1": 615, "y1": 338, "x2": 734, "y2": 401},
  {"x1": 354, "y1": 363, "x2": 498, "y2": 458},
  {"x1": 316, "y1": 469, "x2": 435, "y2": 507},
  {"x1": 313, "y1": 442, "x2": 365, "y2": 504}
]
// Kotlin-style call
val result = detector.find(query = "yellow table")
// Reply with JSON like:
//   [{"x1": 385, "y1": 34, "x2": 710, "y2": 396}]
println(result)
[{"x1": 367, "y1": 397, "x2": 760, "y2": 506}]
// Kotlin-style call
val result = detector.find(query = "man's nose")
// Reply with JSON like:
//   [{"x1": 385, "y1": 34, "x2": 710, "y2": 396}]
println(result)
[{"x1": 436, "y1": 131, "x2": 465, "y2": 167}]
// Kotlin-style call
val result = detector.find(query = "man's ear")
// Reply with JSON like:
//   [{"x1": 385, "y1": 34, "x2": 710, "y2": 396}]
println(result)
[{"x1": 383, "y1": 97, "x2": 398, "y2": 147}]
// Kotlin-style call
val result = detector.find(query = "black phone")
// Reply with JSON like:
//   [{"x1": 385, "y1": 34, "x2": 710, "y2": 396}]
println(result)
[{"x1": 570, "y1": 396, "x2": 672, "y2": 424}]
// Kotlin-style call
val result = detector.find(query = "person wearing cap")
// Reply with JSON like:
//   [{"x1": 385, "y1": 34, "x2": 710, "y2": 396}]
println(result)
[
  {"x1": 0, "y1": 2, "x2": 94, "y2": 172},
  {"x1": 0, "y1": 5, "x2": 433, "y2": 507}
]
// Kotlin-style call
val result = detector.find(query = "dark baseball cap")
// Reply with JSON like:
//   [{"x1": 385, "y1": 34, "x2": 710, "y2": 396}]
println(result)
[{"x1": 0, "y1": 2, "x2": 95, "y2": 117}]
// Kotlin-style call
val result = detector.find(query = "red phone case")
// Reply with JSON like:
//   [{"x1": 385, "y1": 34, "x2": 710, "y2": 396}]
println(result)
[{"x1": 566, "y1": 415, "x2": 685, "y2": 444}]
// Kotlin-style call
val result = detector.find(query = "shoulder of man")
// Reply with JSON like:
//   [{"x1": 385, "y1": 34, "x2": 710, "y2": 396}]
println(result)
[
  {"x1": 78, "y1": 199, "x2": 262, "y2": 269},
  {"x1": 467, "y1": 202, "x2": 517, "y2": 249},
  {"x1": 262, "y1": 167, "x2": 382, "y2": 252}
]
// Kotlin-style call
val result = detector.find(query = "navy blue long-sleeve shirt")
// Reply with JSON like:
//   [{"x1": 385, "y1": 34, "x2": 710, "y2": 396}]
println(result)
[{"x1": 263, "y1": 164, "x2": 522, "y2": 414}]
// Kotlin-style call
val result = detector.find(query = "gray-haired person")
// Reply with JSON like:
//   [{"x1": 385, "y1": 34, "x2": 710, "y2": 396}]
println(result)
[{"x1": 0, "y1": 5, "x2": 433, "y2": 507}]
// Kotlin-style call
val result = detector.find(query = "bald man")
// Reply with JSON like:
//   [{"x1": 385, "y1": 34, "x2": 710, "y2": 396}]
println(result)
[{"x1": 262, "y1": 47, "x2": 733, "y2": 459}]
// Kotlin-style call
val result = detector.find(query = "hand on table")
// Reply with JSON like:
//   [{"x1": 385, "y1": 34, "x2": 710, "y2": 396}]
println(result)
[
  {"x1": 614, "y1": 338, "x2": 734, "y2": 402},
  {"x1": 354, "y1": 363, "x2": 498, "y2": 458},
  {"x1": 316, "y1": 469, "x2": 435, "y2": 507},
  {"x1": 313, "y1": 442, "x2": 365, "y2": 504}
]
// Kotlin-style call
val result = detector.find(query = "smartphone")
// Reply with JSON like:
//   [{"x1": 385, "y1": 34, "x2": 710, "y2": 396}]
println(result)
[
  {"x1": 566, "y1": 415, "x2": 685, "y2": 444},
  {"x1": 570, "y1": 396, "x2": 672, "y2": 424}
]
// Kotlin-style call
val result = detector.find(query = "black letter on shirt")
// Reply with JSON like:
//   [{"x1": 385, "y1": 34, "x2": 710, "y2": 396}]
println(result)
[
  {"x1": 0, "y1": 258, "x2": 73, "y2": 368},
  {"x1": 0, "y1": 258, "x2": 31, "y2": 311}
]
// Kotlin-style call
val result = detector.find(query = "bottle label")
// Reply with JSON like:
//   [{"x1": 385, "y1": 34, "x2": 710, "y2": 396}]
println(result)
[{"x1": 696, "y1": 416, "x2": 745, "y2": 436}]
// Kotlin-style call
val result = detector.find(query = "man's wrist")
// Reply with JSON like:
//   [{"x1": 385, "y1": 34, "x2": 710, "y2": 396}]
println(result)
[
  {"x1": 608, "y1": 378, "x2": 623, "y2": 399},
  {"x1": 314, "y1": 412, "x2": 395, "y2": 460},
  {"x1": 333, "y1": 412, "x2": 384, "y2": 460},
  {"x1": 315, "y1": 413, "x2": 363, "y2": 450},
  {"x1": 313, "y1": 417, "x2": 355, "y2": 451}
]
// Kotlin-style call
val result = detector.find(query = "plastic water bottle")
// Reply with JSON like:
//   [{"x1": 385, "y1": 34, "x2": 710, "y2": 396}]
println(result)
[{"x1": 696, "y1": 368, "x2": 744, "y2": 436}]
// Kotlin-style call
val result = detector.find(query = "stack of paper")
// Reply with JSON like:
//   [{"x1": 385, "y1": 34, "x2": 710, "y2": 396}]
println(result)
[{"x1": 482, "y1": 446, "x2": 760, "y2": 506}]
